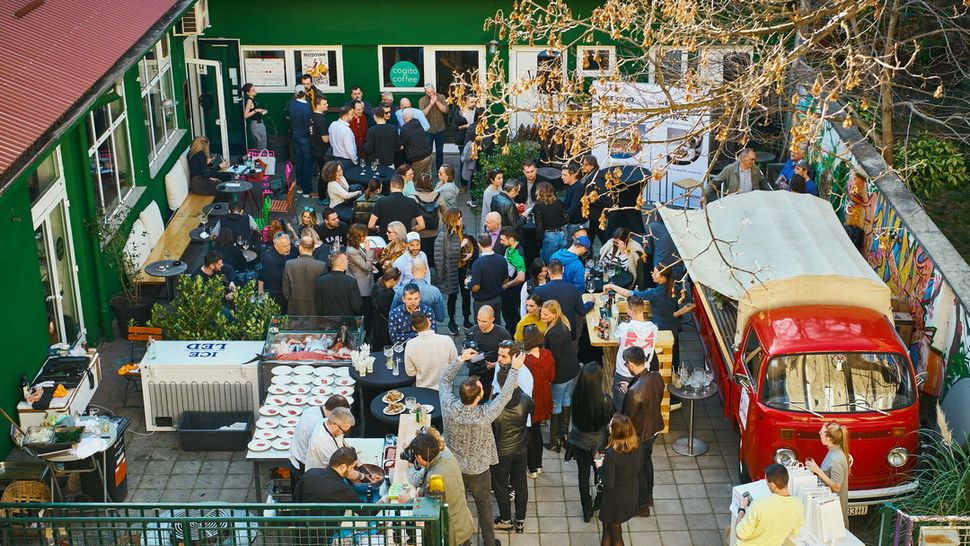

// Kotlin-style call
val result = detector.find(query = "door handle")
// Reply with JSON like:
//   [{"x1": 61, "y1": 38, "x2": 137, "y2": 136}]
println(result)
[{"x1": 215, "y1": 119, "x2": 222, "y2": 126}]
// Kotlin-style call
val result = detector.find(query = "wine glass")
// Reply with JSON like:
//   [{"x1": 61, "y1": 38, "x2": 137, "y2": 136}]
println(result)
[
  {"x1": 393, "y1": 343, "x2": 404, "y2": 363},
  {"x1": 371, "y1": 158, "x2": 380, "y2": 172},
  {"x1": 404, "y1": 396, "x2": 418, "y2": 413},
  {"x1": 586, "y1": 279, "x2": 596, "y2": 295},
  {"x1": 358, "y1": 157, "x2": 366, "y2": 175}
]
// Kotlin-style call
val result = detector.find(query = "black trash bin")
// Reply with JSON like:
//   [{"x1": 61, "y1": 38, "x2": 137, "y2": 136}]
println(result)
[
  {"x1": 79, "y1": 417, "x2": 131, "y2": 502},
  {"x1": 177, "y1": 411, "x2": 254, "y2": 451}
]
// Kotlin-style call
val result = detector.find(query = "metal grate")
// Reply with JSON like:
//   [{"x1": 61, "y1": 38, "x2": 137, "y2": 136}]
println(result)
[{"x1": 148, "y1": 381, "x2": 255, "y2": 428}]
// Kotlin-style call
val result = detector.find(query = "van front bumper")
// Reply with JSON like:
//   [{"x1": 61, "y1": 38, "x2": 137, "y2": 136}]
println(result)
[{"x1": 848, "y1": 479, "x2": 919, "y2": 506}]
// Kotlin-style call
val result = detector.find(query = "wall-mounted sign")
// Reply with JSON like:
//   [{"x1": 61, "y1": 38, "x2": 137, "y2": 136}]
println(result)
[
  {"x1": 389, "y1": 60, "x2": 421, "y2": 87},
  {"x1": 244, "y1": 57, "x2": 287, "y2": 88}
]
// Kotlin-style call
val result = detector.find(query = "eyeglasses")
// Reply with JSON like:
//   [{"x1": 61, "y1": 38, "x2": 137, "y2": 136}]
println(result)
[
  {"x1": 303, "y1": 206, "x2": 314, "y2": 212},
  {"x1": 498, "y1": 340, "x2": 517, "y2": 348}
]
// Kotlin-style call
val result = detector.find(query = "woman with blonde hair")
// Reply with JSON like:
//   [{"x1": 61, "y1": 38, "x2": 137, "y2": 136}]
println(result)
[
  {"x1": 540, "y1": 299, "x2": 579, "y2": 452},
  {"x1": 187, "y1": 136, "x2": 231, "y2": 196},
  {"x1": 380, "y1": 221, "x2": 408, "y2": 272},
  {"x1": 599, "y1": 415, "x2": 642, "y2": 543},
  {"x1": 807, "y1": 422, "x2": 851, "y2": 526},
  {"x1": 434, "y1": 207, "x2": 464, "y2": 335},
  {"x1": 286, "y1": 209, "x2": 322, "y2": 247},
  {"x1": 322, "y1": 161, "x2": 362, "y2": 222}
]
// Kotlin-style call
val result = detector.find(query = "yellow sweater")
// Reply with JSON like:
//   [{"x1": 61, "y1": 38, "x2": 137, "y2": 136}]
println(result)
[
  {"x1": 736, "y1": 493, "x2": 804, "y2": 546},
  {"x1": 514, "y1": 314, "x2": 548, "y2": 341}
]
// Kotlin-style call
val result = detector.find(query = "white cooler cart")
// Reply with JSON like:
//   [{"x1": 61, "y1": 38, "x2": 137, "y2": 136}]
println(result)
[{"x1": 140, "y1": 341, "x2": 264, "y2": 431}]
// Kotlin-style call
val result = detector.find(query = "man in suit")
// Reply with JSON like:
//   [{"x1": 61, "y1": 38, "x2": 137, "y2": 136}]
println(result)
[
  {"x1": 315, "y1": 252, "x2": 362, "y2": 316},
  {"x1": 705, "y1": 148, "x2": 770, "y2": 203},
  {"x1": 282, "y1": 236, "x2": 329, "y2": 316},
  {"x1": 515, "y1": 159, "x2": 546, "y2": 209}
]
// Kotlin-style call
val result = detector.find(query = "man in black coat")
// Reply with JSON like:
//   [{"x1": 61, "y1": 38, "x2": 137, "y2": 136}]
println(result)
[
  {"x1": 363, "y1": 105, "x2": 399, "y2": 167},
  {"x1": 533, "y1": 259, "x2": 593, "y2": 343},
  {"x1": 400, "y1": 108, "x2": 433, "y2": 179},
  {"x1": 258, "y1": 232, "x2": 297, "y2": 312},
  {"x1": 490, "y1": 180, "x2": 523, "y2": 232},
  {"x1": 514, "y1": 159, "x2": 546, "y2": 208},
  {"x1": 315, "y1": 252, "x2": 363, "y2": 316}
]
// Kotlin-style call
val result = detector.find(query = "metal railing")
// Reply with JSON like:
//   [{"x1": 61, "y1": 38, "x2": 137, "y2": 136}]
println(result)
[
  {"x1": 0, "y1": 499, "x2": 447, "y2": 546},
  {"x1": 879, "y1": 503, "x2": 970, "y2": 545}
]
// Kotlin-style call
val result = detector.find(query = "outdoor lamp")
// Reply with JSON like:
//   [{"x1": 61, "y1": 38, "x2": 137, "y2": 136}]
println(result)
[{"x1": 487, "y1": 39, "x2": 501, "y2": 56}]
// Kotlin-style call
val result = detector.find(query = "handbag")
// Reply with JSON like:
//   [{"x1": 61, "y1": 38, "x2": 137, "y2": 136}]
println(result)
[{"x1": 247, "y1": 148, "x2": 276, "y2": 175}]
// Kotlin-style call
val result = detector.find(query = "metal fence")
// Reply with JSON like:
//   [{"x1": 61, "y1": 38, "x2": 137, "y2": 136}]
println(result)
[
  {"x1": 0, "y1": 499, "x2": 446, "y2": 546},
  {"x1": 879, "y1": 503, "x2": 970, "y2": 545}
]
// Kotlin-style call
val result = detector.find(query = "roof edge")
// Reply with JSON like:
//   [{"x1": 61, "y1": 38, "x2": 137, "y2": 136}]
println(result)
[{"x1": 0, "y1": 0, "x2": 197, "y2": 197}]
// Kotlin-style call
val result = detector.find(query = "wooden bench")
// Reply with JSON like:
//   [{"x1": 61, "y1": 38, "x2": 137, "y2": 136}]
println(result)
[{"x1": 134, "y1": 193, "x2": 213, "y2": 284}]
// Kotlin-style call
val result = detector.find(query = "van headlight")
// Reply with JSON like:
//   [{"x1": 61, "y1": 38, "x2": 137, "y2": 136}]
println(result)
[
  {"x1": 773, "y1": 448, "x2": 797, "y2": 465},
  {"x1": 887, "y1": 447, "x2": 909, "y2": 468}
]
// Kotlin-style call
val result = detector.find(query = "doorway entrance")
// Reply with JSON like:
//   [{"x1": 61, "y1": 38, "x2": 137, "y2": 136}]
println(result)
[
  {"x1": 508, "y1": 46, "x2": 566, "y2": 134},
  {"x1": 32, "y1": 180, "x2": 85, "y2": 347},
  {"x1": 197, "y1": 38, "x2": 244, "y2": 156}
]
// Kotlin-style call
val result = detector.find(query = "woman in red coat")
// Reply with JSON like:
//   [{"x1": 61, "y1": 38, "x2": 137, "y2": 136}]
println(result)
[{"x1": 522, "y1": 323, "x2": 555, "y2": 477}]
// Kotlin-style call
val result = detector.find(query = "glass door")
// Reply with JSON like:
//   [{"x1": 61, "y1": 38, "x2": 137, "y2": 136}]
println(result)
[{"x1": 34, "y1": 199, "x2": 83, "y2": 346}]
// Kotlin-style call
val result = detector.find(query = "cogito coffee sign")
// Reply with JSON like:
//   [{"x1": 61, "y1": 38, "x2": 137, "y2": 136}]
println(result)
[{"x1": 389, "y1": 61, "x2": 421, "y2": 87}]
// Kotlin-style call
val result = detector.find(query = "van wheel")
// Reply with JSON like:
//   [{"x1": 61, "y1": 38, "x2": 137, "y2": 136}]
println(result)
[{"x1": 739, "y1": 459, "x2": 751, "y2": 483}]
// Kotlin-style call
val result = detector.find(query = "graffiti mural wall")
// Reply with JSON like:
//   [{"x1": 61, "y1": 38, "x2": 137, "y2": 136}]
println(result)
[{"x1": 814, "y1": 123, "x2": 970, "y2": 400}]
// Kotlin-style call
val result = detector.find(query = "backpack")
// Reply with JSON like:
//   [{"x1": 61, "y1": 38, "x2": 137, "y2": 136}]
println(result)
[{"x1": 415, "y1": 193, "x2": 440, "y2": 231}]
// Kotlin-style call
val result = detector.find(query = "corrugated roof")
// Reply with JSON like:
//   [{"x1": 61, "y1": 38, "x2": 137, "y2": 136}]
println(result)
[{"x1": 0, "y1": 0, "x2": 189, "y2": 188}]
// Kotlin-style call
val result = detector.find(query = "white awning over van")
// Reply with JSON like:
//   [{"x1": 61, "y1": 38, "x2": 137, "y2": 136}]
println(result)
[{"x1": 658, "y1": 191, "x2": 892, "y2": 341}]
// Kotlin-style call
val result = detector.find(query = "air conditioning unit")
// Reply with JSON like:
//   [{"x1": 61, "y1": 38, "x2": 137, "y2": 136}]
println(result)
[{"x1": 173, "y1": 0, "x2": 209, "y2": 36}]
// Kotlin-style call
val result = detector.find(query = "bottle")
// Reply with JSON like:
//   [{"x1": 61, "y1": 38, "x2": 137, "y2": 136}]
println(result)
[{"x1": 427, "y1": 474, "x2": 445, "y2": 501}]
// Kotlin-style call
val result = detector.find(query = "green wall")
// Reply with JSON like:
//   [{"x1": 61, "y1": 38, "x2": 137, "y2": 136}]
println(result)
[{"x1": 204, "y1": 0, "x2": 604, "y2": 131}]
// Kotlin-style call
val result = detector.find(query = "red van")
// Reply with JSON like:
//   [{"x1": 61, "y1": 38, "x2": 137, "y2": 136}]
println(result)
[{"x1": 661, "y1": 192, "x2": 921, "y2": 513}]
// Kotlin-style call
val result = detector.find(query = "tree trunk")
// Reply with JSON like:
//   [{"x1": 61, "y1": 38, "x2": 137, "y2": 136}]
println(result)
[{"x1": 880, "y1": 0, "x2": 902, "y2": 166}]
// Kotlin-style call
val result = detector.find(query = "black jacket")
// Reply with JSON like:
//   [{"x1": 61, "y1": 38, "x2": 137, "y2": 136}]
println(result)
[
  {"x1": 545, "y1": 322, "x2": 580, "y2": 384},
  {"x1": 315, "y1": 271, "x2": 363, "y2": 316},
  {"x1": 492, "y1": 389, "x2": 534, "y2": 458},
  {"x1": 533, "y1": 279, "x2": 591, "y2": 341},
  {"x1": 293, "y1": 467, "x2": 360, "y2": 508},
  {"x1": 514, "y1": 176, "x2": 546, "y2": 205},
  {"x1": 490, "y1": 191, "x2": 522, "y2": 231},
  {"x1": 400, "y1": 119, "x2": 432, "y2": 162},
  {"x1": 215, "y1": 213, "x2": 258, "y2": 245},
  {"x1": 622, "y1": 368, "x2": 665, "y2": 442},
  {"x1": 363, "y1": 123, "x2": 399, "y2": 167}
]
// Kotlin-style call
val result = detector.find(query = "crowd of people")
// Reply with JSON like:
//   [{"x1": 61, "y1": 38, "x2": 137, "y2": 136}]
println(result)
[{"x1": 177, "y1": 77, "x2": 840, "y2": 546}]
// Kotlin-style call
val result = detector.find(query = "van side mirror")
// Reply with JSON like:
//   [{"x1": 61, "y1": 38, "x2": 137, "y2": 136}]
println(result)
[
  {"x1": 915, "y1": 372, "x2": 927, "y2": 389},
  {"x1": 733, "y1": 373, "x2": 753, "y2": 390}
]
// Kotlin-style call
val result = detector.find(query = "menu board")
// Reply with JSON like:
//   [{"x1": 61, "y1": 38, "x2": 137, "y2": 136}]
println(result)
[{"x1": 244, "y1": 57, "x2": 287, "y2": 87}]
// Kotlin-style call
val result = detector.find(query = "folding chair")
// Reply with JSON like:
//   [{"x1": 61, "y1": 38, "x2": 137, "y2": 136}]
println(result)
[
  {"x1": 119, "y1": 326, "x2": 163, "y2": 407},
  {"x1": 269, "y1": 180, "x2": 296, "y2": 217}
]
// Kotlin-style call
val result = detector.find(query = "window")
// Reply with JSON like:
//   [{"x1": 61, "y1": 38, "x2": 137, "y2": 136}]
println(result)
[
  {"x1": 576, "y1": 46, "x2": 616, "y2": 77},
  {"x1": 762, "y1": 353, "x2": 915, "y2": 413},
  {"x1": 139, "y1": 34, "x2": 179, "y2": 163},
  {"x1": 241, "y1": 46, "x2": 344, "y2": 93},
  {"x1": 379, "y1": 46, "x2": 485, "y2": 93},
  {"x1": 648, "y1": 48, "x2": 688, "y2": 85},
  {"x1": 741, "y1": 332, "x2": 764, "y2": 381},
  {"x1": 88, "y1": 82, "x2": 134, "y2": 216},
  {"x1": 27, "y1": 149, "x2": 62, "y2": 204}
]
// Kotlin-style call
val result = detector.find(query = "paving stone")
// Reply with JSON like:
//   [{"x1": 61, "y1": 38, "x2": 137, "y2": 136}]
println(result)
[
  {"x1": 195, "y1": 473, "x2": 227, "y2": 490},
  {"x1": 165, "y1": 473, "x2": 198, "y2": 490},
  {"x1": 200, "y1": 460, "x2": 231, "y2": 474},
  {"x1": 626, "y1": 530, "x2": 660, "y2": 543},
  {"x1": 660, "y1": 530, "x2": 693, "y2": 545},
  {"x1": 138, "y1": 474, "x2": 168, "y2": 489},
  {"x1": 682, "y1": 498, "x2": 713, "y2": 515},
  {"x1": 204, "y1": 450, "x2": 236, "y2": 460},
  {"x1": 652, "y1": 498, "x2": 683, "y2": 515},
  {"x1": 702, "y1": 468, "x2": 732, "y2": 483},
  {"x1": 537, "y1": 532, "x2": 570, "y2": 545},
  {"x1": 690, "y1": 529, "x2": 727, "y2": 545},
  {"x1": 538, "y1": 516, "x2": 568, "y2": 532},
  {"x1": 218, "y1": 488, "x2": 252, "y2": 503},
  {"x1": 568, "y1": 532, "x2": 601, "y2": 544},
  {"x1": 535, "y1": 486, "x2": 565, "y2": 502},
  {"x1": 149, "y1": 448, "x2": 179, "y2": 462},
  {"x1": 627, "y1": 515, "x2": 659, "y2": 532},
  {"x1": 223, "y1": 473, "x2": 253, "y2": 489},
  {"x1": 654, "y1": 470, "x2": 676, "y2": 485},
  {"x1": 677, "y1": 483, "x2": 709, "y2": 499},
  {"x1": 687, "y1": 513, "x2": 723, "y2": 531},
  {"x1": 130, "y1": 489, "x2": 162, "y2": 502},
  {"x1": 567, "y1": 516, "x2": 599, "y2": 533},
  {"x1": 654, "y1": 514, "x2": 688, "y2": 531},
  {"x1": 537, "y1": 502, "x2": 567, "y2": 517},
  {"x1": 227, "y1": 460, "x2": 252, "y2": 474},
  {"x1": 509, "y1": 533, "x2": 541, "y2": 546},
  {"x1": 159, "y1": 489, "x2": 191, "y2": 502},
  {"x1": 171, "y1": 460, "x2": 202, "y2": 475}
]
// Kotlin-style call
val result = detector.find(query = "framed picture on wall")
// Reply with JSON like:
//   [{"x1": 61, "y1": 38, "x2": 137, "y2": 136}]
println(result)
[{"x1": 241, "y1": 46, "x2": 344, "y2": 93}]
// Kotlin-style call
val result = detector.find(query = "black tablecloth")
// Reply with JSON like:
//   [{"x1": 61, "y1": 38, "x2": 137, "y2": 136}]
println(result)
[
  {"x1": 345, "y1": 165, "x2": 395, "y2": 186},
  {"x1": 369, "y1": 387, "x2": 441, "y2": 426},
  {"x1": 350, "y1": 351, "x2": 415, "y2": 389},
  {"x1": 144, "y1": 260, "x2": 188, "y2": 278}
]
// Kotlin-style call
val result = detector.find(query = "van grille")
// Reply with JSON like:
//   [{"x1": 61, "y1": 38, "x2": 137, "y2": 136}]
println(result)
[{"x1": 795, "y1": 429, "x2": 890, "y2": 440}]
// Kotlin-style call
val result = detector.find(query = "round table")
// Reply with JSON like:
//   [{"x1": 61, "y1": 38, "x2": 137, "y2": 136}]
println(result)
[
  {"x1": 217, "y1": 180, "x2": 254, "y2": 204},
  {"x1": 754, "y1": 151, "x2": 777, "y2": 165},
  {"x1": 370, "y1": 387, "x2": 441, "y2": 427},
  {"x1": 345, "y1": 165, "x2": 395, "y2": 186},
  {"x1": 667, "y1": 381, "x2": 718, "y2": 457},
  {"x1": 189, "y1": 226, "x2": 213, "y2": 243},
  {"x1": 144, "y1": 259, "x2": 188, "y2": 300},
  {"x1": 351, "y1": 351, "x2": 415, "y2": 389},
  {"x1": 202, "y1": 202, "x2": 230, "y2": 217}
]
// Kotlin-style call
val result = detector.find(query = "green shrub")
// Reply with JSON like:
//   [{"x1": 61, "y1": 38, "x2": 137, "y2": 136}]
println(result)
[
  {"x1": 895, "y1": 136, "x2": 970, "y2": 198},
  {"x1": 898, "y1": 407, "x2": 970, "y2": 516},
  {"x1": 149, "y1": 276, "x2": 280, "y2": 340},
  {"x1": 471, "y1": 141, "x2": 541, "y2": 202}
]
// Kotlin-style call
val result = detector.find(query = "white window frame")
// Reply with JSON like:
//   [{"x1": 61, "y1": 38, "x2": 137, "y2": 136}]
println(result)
[
  {"x1": 696, "y1": 46, "x2": 754, "y2": 86},
  {"x1": 88, "y1": 82, "x2": 135, "y2": 219},
  {"x1": 575, "y1": 45, "x2": 616, "y2": 77},
  {"x1": 240, "y1": 45, "x2": 345, "y2": 93},
  {"x1": 647, "y1": 47, "x2": 689, "y2": 85},
  {"x1": 139, "y1": 34, "x2": 180, "y2": 166},
  {"x1": 28, "y1": 147, "x2": 64, "y2": 206},
  {"x1": 378, "y1": 45, "x2": 486, "y2": 93}
]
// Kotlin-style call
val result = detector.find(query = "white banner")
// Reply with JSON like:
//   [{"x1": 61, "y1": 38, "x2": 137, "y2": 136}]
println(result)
[
  {"x1": 244, "y1": 57, "x2": 287, "y2": 88},
  {"x1": 591, "y1": 82, "x2": 709, "y2": 208}
]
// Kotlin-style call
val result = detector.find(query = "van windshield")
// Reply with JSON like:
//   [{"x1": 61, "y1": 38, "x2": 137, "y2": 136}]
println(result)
[{"x1": 762, "y1": 353, "x2": 914, "y2": 413}]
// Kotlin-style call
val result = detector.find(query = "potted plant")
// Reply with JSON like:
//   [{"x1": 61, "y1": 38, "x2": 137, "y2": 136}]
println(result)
[
  {"x1": 149, "y1": 276, "x2": 281, "y2": 340},
  {"x1": 88, "y1": 208, "x2": 156, "y2": 337}
]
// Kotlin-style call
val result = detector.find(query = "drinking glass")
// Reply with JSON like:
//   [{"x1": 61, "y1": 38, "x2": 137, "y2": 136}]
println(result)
[
  {"x1": 358, "y1": 157, "x2": 366, "y2": 175},
  {"x1": 371, "y1": 159, "x2": 379, "y2": 172},
  {"x1": 586, "y1": 280, "x2": 596, "y2": 295},
  {"x1": 404, "y1": 397, "x2": 418, "y2": 412},
  {"x1": 384, "y1": 345, "x2": 394, "y2": 370}
]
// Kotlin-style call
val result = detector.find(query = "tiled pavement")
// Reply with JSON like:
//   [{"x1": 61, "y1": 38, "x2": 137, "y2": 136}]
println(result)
[{"x1": 92, "y1": 319, "x2": 741, "y2": 545}]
